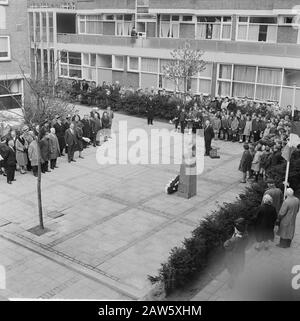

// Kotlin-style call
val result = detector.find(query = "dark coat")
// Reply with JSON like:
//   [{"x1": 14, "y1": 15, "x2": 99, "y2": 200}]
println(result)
[
  {"x1": 146, "y1": 103, "x2": 154, "y2": 118},
  {"x1": 39, "y1": 136, "x2": 51, "y2": 162},
  {"x1": 204, "y1": 125, "x2": 215, "y2": 142},
  {"x1": 4, "y1": 147, "x2": 17, "y2": 167},
  {"x1": 81, "y1": 119, "x2": 91, "y2": 138},
  {"x1": 76, "y1": 127, "x2": 84, "y2": 152},
  {"x1": 53, "y1": 122, "x2": 67, "y2": 149},
  {"x1": 239, "y1": 150, "x2": 253, "y2": 172},
  {"x1": 255, "y1": 204, "x2": 277, "y2": 242},
  {"x1": 64, "y1": 128, "x2": 78, "y2": 147},
  {"x1": 224, "y1": 232, "x2": 248, "y2": 274}
]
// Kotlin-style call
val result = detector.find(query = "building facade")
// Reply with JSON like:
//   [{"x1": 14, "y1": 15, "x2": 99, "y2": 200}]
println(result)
[
  {"x1": 0, "y1": 0, "x2": 30, "y2": 110},
  {"x1": 28, "y1": 0, "x2": 300, "y2": 107}
]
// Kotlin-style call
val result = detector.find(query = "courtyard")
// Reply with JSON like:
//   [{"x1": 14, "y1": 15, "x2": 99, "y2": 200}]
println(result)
[{"x1": 0, "y1": 110, "x2": 244, "y2": 300}]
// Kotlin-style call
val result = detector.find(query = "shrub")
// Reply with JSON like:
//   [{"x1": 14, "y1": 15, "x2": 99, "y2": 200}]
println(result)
[{"x1": 149, "y1": 181, "x2": 267, "y2": 295}]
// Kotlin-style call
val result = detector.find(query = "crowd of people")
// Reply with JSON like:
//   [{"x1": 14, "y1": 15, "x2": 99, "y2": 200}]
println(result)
[{"x1": 0, "y1": 106, "x2": 114, "y2": 184}]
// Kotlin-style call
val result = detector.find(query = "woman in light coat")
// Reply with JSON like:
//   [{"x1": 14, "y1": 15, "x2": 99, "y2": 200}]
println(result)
[
  {"x1": 251, "y1": 145, "x2": 263, "y2": 182},
  {"x1": 15, "y1": 133, "x2": 28, "y2": 174},
  {"x1": 243, "y1": 115, "x2": 252, "y2": 143},
  {"x1": 28, "y1": 139, "x2": 39, "y2": 177},
  {"x1": 277, "y1": 188, "x2": 300, "y2": 248}
]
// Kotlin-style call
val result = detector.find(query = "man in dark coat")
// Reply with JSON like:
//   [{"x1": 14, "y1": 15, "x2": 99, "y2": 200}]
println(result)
[
  {"x1": 81, "y1": 114, "x2": 92, "y2": 148},
  {"x1": 0, "y1": 136, "x2": 9, "y2": 176},
  {"x1": 238, "y1": 143, "x2": 253, "y2": 183},
  {"x1": 224, "y1": 218, "x2": 248, "y2": 288},
  {"x1": 4, "y1": 139, "x2": 17, "y2": 184},
  {"x1": 39, "y1": 133, "x2": 51, "y2": 173},
  {"x1": 172, "y1": 105, "x2": 181, "y2": 132},
  {"x1": 255, "y1": 194, "x2": 277, "y2": 250},
  {"x1": 65, "y1": 123, "x2": 78, "y2": 163},
  {"x1": 146, "y1": 96, "x2": 154, "y2": 125},
  {"x1": 204, "y1": 120, "x2": 215, "y2": 156},
  {"x1": 53, "y1": 116, "x2": 66, "y2": 155}
]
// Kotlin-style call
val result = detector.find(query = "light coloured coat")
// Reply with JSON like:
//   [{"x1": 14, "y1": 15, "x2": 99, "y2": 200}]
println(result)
[
  {"x1": 28, "y1": 140, "x2": 39, "y2": 167},
  {"x1": 15, "y1": 137, "x2": 28, "y2": 167},
  {"x1": 278, "y1": 196, "x2": 300, "y2": 240},
  {"x1": 49, "y1": 133, "x2": 60, "y2": 160}
]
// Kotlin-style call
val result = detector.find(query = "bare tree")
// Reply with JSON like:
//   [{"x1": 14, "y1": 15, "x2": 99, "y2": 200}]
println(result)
[
  {"x1": 0, "y1": 50, "x2": 75, "y2": 232},
  {"x1": 162, "y1": 42, "x2": 206, "y2": 99}
]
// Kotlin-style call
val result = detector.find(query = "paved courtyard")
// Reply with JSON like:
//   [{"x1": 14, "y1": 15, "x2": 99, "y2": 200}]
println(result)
[{"x1": 0, "y1": 110, "x2": 245, "y2": 300}]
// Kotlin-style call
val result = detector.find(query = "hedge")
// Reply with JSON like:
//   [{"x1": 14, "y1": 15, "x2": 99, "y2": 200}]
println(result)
[{"x1": 148, "y1": 158, "x2": 300, "y2": 295}]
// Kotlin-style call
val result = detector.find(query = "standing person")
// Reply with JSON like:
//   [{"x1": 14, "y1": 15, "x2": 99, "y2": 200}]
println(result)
[
  {"x1": 146, "y1": 96, "x2": 154, "y2": 125},
  {"x1": 276, "y1": 188, "x2": 300, "y2": 248},
  {"x1": 224, "y1": 218, "x2": 248, "y2": 288},
  {"x1": 65, "y1": 123, "x2": 78, "y2": 163},
  {"x1": 15, "y1": 132, "x2": 28, "y2": 174},
  {"x1": 4, "y1": 140, "x2": 17, "y2": 184},
  {"x1": 39, "y1": 132, "x2": 51, "y2": 173},
  {"x1": 186, "y1": 108, "x2": 193, "y2": 135},
  {"x1": 231, "y1": 115, "x2": 239, "y2": 142},
  {"x1": 263, "y1": 179, "x2": 283, "y2": 215},
  {"x1": 28, "y1": 138, "x2": 39, "y2": 177},
  {"x1": 238, "y1": 144, "x2": 253, "y2": 183},
  {"x1": 220, "y1": 114, "x2": 229, "y2": 140},
  {"x1": 0, "y1": 136, "x2": 9, "y2": 177},
  {"x1": 81, "y1": 114, "x2": 92, "y2": 148},
  {"x1": 255, "y1": 194, "x2": 277, "y2": 251},
  {"x1": 251, "y1": 113, "x2": 260, "y2": 142},
  {"x1": 179, "y1": 107, "x2": 186, "y2": 134},
  {"x1": 204, "y1": 120, "x2": 215, "y2": 156},
  {"x1": 106, "y1": 106, "x2": 114, "y2": 138},
  {"x1": 101, "y1": 111, "x2": 110, "y2": 142},
  {"x1": 238, "y1": 115, "x2": 246, "y2": 143},
  {"x1": 251, "y1": 146, "x2": 263, "y2": 182},
  {"x1": 212, "y1": 113, "x2": 221, "y2": 140},
  {"x1": 75, "y1": 122, "x2": 84, "y2": 159},
  {"x1": 243, "y1": 115, "x2": 252, "y2": 143},
  {"x1": 53, "y1": 116, "x2": 67, "y2": 156},
  {"x1": 49, "y1": 128, "x2": 60, "y2": 169},
  {"x1": 172, "y1": 105, "x2": 181, "y2": 132},
  {"x1": 90, "y1": 112, "x2": 102, "y2": 147},
  {"x1": 23, "y1": 126, "x2": 33, "y2": 172}
]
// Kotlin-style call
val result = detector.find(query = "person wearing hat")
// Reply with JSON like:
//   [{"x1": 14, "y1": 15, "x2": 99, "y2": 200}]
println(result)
[
  {"x1": 224, "y1": 218, "x2": 248, "y2": 288},
  {"x1": 255, "y1": 194, "x2": 278, "y2": 251},
  {"x1": 276, "y1": 188, "x2": 300, "y2": 248},
  {"x1": 238, "y1": 143, "x2": 253, "y2": 183},
  {"x1": 54, "y1": 116, "x2": 67, "y2": 156},
  {"x1": 263, "y1": 179, "x2": 283, "y2": 215},
  {"x1": 15, "y1": 130, "x2": 29, "y2": 174}
]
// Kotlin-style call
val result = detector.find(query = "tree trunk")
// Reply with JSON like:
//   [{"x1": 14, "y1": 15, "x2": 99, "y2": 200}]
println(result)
[{"x1": 36, "y1": 137, "x2": 44, "y2": 229}]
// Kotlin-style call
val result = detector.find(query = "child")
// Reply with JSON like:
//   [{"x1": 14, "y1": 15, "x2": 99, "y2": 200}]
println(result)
[
  {"x1": 224, "y1": 218, "x2": 248, "y2": 288},
  {"x1": 238, "y1": 144, "x2": 253, "y2": 183}
]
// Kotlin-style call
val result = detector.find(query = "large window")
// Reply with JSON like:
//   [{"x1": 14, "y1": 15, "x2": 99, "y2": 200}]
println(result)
[
  {"x1": 0, "y1": 36, "x2": 10, "y2": 60},
  {"x1": 237, "y1": 16, "x2": 277, "y2": 43},
  {"x1": 196, "y1": 16, "x2": 232, "y2": 40},
  {"x1": 59, "y1": 51, "x2": 82, "y2": 79},
  {"x1": 217, "y1": 64, "x2": 282, "y2": 102},
  {"x1": 0, "y1": 80, "x2": 23, "y2": 110},
  {"x1": 160, "y1": 15, "x2": 179, "y2": 38},
  {"x1": 79, "y1": 14, "x2": 134, "y2": 36}
]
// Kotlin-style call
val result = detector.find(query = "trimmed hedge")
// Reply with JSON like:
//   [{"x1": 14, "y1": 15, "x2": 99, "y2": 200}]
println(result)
[{"x1": 149, "y1": 158, "x2": 300, "y2": 295}]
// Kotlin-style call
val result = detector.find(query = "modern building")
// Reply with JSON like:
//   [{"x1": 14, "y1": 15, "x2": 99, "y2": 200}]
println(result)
[
  {"x1": 0, "y1": 0, "x2": 30, "y2": 111},
  {"x1": 28, "y1": 0, "x2": 300, "y2": 107}
]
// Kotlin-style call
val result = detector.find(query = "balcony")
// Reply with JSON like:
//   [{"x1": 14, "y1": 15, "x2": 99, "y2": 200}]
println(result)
[{"x1": 56, "y1": 33, "x2": 300, "y2": 58}]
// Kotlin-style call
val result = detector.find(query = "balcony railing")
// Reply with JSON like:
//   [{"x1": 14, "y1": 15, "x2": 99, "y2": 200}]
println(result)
[{"x1": 56, "y1": 33, "x2": 300, "y2": 58}]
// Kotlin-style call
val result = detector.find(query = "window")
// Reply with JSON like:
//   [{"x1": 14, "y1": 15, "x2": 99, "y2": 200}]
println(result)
[
  {"x1": 79, "y1": 15, "x2": 103, "y2": 35},
  {"x1": 0, "y1": 6, "x2": 6, "y2": 29},
  {"x1": 113, "y1": 55, "x2": 124, "y2": 70},
  {"x1": 141, "y1": 58, "x2": 158, "y2": 73},
  {"x1": 237, "y1": 16, "x2": 277, "y2": 43},
  {"x1": 217, "y1": 64, "x2": 282, "y2": 102},
  {"x1": 0, "y1": 79, "x2": 23, "y2": 111},
  {"x1": 196, "y1": 16, "x2": 232, "y2": 40},
  {"x1": 160, "y1": 15, "x2": 179, "y2": 38},
  {"x1": 59, "y1": 51, "x2": 82, "y2": 79},
  {"x1": 128, "y1": 57, "x2": 139, "y2": 71},
  {"x1": 0, "y1": 36, "x2": 10, "y2": 60}
]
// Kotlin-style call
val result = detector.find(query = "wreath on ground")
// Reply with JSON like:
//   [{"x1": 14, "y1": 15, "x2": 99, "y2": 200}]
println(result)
[{"x1": 165, "y1": 175, "x2": 180, "y2": 194}]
